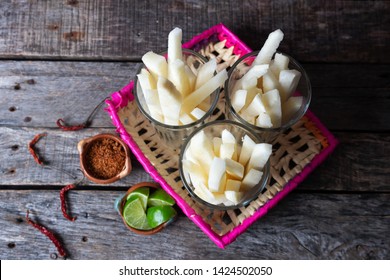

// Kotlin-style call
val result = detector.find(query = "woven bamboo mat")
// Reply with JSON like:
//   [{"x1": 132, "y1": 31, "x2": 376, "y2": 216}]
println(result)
[{"x1": 117, "y1": 39, "x2": 324, "y2": 236}]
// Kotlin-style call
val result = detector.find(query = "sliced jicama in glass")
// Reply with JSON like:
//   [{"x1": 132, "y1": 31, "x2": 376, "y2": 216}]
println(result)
[
  {"x1": 135, "y1": 29, "x2": 226, "y2": 149},
  {"x1": 225, "y1": 29, "x2": 311, "y2": 142},
  {"x1": 179, "y1": 120, "x2": 271, "y2": 210}
]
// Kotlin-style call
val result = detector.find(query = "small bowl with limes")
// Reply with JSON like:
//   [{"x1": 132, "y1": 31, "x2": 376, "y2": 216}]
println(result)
[{"x1": 115, "y1": 182, "x2": 177, "y2": 235}]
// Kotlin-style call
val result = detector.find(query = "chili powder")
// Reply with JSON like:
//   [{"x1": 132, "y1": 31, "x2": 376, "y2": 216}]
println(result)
[{"x1": 84, "y1": 138, "x2": 126, "y2": 179}]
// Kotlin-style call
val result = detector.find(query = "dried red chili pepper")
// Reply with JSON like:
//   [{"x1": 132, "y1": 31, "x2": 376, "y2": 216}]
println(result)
[
  {"x1": 56, "y1": 97, "x2": 108, "y2": 131},
  {"x1": 28, "y1": 133, "x2": 47, "y2": 165},
  {"x1": 56, "y1": 119, "x2": 86, "y2": 131},
  {"x1": 26, "y1": 210, "x2": 67, "y2": 257},
  {"x1": 60, "y1": 184, "x2": 77, "y2": 221}
]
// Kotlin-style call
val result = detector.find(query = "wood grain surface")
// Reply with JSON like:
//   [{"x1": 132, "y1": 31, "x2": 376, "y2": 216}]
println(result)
[
  {"x1": 0, "y1": 0, "x2": 388, "y2": 62},
  {"x1": 0, "y1": 61, "x2": 135, "y2": 128},
  {"x1": 1, "y1": 190, "x2": 388, "y2": 260},
  {"x1": 1, "y1": 127, "x2": 388, "y2": 193},
  {"x1": 0, "y1": 0, "x2": 389, "y2": 260},
  {"x1": 0, "y1": 127, "x2": 152, "y2": 186},
  {"x1": 1, "y1": 61, "x2": 389, "y2": 130}
]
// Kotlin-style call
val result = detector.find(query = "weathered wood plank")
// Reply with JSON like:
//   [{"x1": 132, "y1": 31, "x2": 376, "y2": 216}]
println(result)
[
  {"x1": 0, "y1": 0, "x2": 388, "y2": 62},
  {"x1": 1, "y1": 61, "x2": 389, "y2": 130},
  {"x1": 0, "y1": 127, "x2": 152, "y2": 186},
  {"x1": 1, "y1": 127, "x2": 389, "y2": 193},
  {"x1": 310, "y1": 88, "x2": 390, "y2": 131},
  {"x1": 299, "y1": 132, "x2": 390, "y2": 193},
  {"x1": 304, "y1": 64, "x2": 390, "y2": 89},
  {"x1": 0, "y1": 61, "x2": 136, "y2": 128},
  {"x1": 0, "y1": 190, "x2": 388, "y2": 260}
]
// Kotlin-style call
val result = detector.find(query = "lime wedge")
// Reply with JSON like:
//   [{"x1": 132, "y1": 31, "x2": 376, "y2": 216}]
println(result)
[
  {"x1": 126, "y1": 187, "x2": 149, "y2": 211},
  {"x1": 122, "y1": 197, "x2": 151, "y2": 230},
  {"x1": 147, "y1": 189, "x2": 175, "y2": 207},
  {"x1": 146, "y1": 205, "x2": 177, "y2": 228}
]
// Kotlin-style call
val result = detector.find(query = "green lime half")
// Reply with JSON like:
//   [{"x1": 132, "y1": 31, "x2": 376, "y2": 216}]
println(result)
[
  {"x1": 126, "y1": 187, "x2": 150, "y2": 211},
  {"x1": 122, "y1": 197, "x2": 151, "y2": 230},
  {"x1": 146, "y1": 205, "x2": 177, "y2": 228},
  {"x1": 147, "y1": 189, "x2": 175, "y2": 207}
]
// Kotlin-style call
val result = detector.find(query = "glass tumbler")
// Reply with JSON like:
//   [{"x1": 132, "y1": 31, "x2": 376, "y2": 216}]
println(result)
[
  {"x1": 179, "y1": 120, "x2": 270, "y2": 211},
  {"x1": 134, "y1": 49, "x2": 220, "y2": 150},
  {"x1": 225, "y1": 51, "x2": 311, "y2": 143}
]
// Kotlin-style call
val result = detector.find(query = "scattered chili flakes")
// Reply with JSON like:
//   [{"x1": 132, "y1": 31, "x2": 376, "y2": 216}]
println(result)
[
  {"x1": 28, "y1": 133, "x2": 47, "y2": 165},
  {"x1": 26, "y1": 210, "x2": 67, "y2": 257},
  {"x1": 60, "y1": 184, "x2": 77, "y2": 222}
]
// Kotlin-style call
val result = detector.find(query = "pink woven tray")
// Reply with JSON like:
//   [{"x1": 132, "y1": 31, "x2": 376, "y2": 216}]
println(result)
[{"x1": 105, "y1": 23, "x2": 338, "y2": 248}]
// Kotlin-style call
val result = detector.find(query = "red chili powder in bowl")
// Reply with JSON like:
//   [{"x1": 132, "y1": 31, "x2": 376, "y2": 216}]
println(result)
[{"x1": 84, "y1": 138, "x2": 126, "y2": 180}]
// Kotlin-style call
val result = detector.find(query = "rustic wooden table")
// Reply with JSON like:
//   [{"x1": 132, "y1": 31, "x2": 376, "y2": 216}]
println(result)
[{"x1": 0, "y1": 0, "x2": 389, "y2": 260}]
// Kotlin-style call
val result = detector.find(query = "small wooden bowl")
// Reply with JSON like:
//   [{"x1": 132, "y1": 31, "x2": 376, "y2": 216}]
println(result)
[
  {"x1": 78, "y1": 133, "x2": 132, "y2": 184},
  {"x1": 115, "y1": 182, "x2": 176, "y2": 235}
]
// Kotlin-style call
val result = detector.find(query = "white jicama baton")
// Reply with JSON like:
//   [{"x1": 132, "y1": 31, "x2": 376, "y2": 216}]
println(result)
[
  {"x1": 230, "y1": 29, "x2": 304, "y2": 128},
  {"x1": 220, "y1": 142, "x2": 235, "y2": 160},
  {"x1": 256, "y1": 112, "x2": 273, "y2": 128},
  {"x1": 225, "y1": 158, "x2": 244, "y2": 180},
  {"x1": 224, "y1": 190, "x2": 243, "y2": 204},
  {"x1": 279, "y1": 69, "x2": 302, "y2": 102},
  {"x1": 181, "y1": 69, "x2": 228, "y2": 114},
  {"x1": 195, "y1": 58, "x2": 217, "y2": 89},
  {"x1": 222, "y1": 129, "x2": 236, "y2": 144},
  {"x1": 270, "y1": 53, "x2": 290, "y2": 78},
  {"x1": 138, "y1": 27, "x2": 228, "y2": 126},
  {"x1": 234, "y1": 64, "x2": 269, "y2": 91},
  {"x1": 231, "y1": 89, "x2": 247, "y2": 113},
  {"x1": 208, "y1": 157, "x2": 226, "y2": 193},
  {"x1": 225, "y1": 179, "x2": 241, "y2": 191},
  {"x1": 157, "y1": 77, "x2": 182, "y2": 125},
  {"x1": 137, "y1": 68, "x2": 156, "y2": 90},
  {"x1": 184, "y1": 65, "x2": 196, "y2": 92},
  {"x1": 167, "y1": 27, "x2": 183, "y2": 65},
  {"x1": 241, "y1": 169, "x2": 263, "y2": 191},
  {"x1": 213, "y1": 137, "x2": 222, "y2": 157},
  {"x1": 253, "y1": 29, "x2": 284, "y2": 65},
  {"x1": 169, "y1": 59, "x2": 191, "y2": 97},
  {"x1": 262, "y1": 70, "x2": 281, "y2": 93},
  {"x1": 143, "y1": 89, "x2": 163, "y2": 122},
  {"x1": 142, "y1": 51, "x2": 168, "y2": 79},
  {"x1": 182, "y1": 159, "x2": 207, "y2": 187},
  {"x1": 186, "y1": 130, "x2": 214, "y2": 168},
  {"x1": 182, "y1": 129, "x2": 272, "y2": 207},
  {"x1": 238, "y1": 134, "x2": 256, "y2": 166},
  {"x1": 190, "y1": 107, "x2": 206, "y2": 120},
  {"x1": 262, "y1": 89, "x2": 282, "y2": 127},
  {"x1": 179, "y1": 113, "x2": 194, "y2": 125},
  {"x1": 246, "y1": 143, "x2": 272, "y2": 172},
  {"x1": 241, "y1": 94, "x2": 267, "y2": 118}
]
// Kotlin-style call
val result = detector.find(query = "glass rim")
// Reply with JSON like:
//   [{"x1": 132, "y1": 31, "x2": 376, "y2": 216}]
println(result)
[
  {"x1": 134, "y1": 48, "x2": 221, "y2": 130},
  {"x1": 225, "y1": 51, "x2": 312, "y2": 132},
  {"x1": 179, "y1": 119, "x2": 271, "y2": 211}
]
